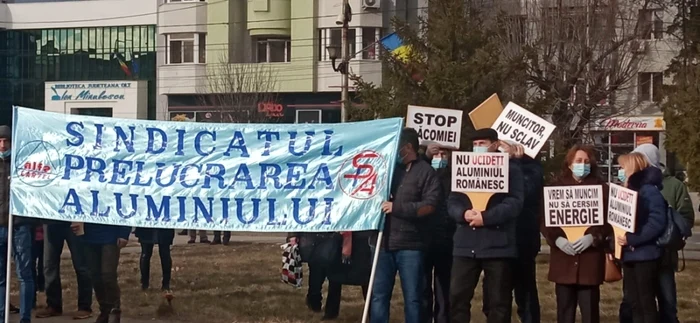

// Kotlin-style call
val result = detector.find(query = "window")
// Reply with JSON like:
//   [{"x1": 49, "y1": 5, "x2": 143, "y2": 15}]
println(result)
[
  {"x1": 637, "y1": 72, "x2": 663, "y2": 103},
  {"x1": 167, "y1": 33, "x2": 206, "y2": 64},
  {"x1": 639, "y1": 9, "x2": 664, "y2": 39},
  {"x1": 296, "y1": 110, "x2": 322, "y2": 124},
  {"x1": 328, "y1": 28, "x2": 356, "y2": 59},
  {"x1": 256, "y1": 38, "x2": 291, "y2": 63},
  {"x1": 362, "y1": 28, "x2": 381, "y2": 59}
]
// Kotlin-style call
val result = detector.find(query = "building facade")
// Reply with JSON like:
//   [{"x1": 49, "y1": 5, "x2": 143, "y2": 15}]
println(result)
[
  {"x1": 0, "y1": 0, "x2": 158, "y2": 124},
  {"x1": 158, "y1": 0, "x2": 427, "y2": 124}
]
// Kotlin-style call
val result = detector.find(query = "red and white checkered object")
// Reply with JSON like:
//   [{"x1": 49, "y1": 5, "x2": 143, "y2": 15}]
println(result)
[{"x1": 280, "y1": 243, "x2": 303, "y2": 288}]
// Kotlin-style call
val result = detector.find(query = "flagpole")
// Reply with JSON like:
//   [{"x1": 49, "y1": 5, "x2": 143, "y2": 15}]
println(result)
[{"x1": 4, "y1": 213, "x2": 13, "y2": 321}]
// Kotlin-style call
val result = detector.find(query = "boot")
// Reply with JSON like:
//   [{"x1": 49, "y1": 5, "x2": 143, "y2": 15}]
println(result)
[
  {"x1": 94, "y1": 311, "x2": 110, "y2": 323},
  {"x1": 107, "y1": 309, "x2": 121, "y2": 323}
]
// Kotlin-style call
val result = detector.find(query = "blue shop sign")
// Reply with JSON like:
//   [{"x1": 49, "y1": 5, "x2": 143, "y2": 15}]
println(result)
[{"x1": 50, "y1": 82, "x2": 131, "y2": 101}]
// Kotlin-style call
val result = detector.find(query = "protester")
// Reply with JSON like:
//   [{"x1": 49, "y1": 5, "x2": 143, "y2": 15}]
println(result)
[
  {"x1": 541, "y1": 145, "x2": 612, "y2": 323},
  {"x1": 287, "y1": 232, "x2": 344, "y2": 319},
  {"x1": 74, "y1": 221, "x2": 131, "y2": 323},
  {"x1": 37, "y1": 220, "x2": 93, "y2": 319},
  {"x1": 482, "y1": 142, "x2": 542, "y2": 323},
  {"x1": 0, "y1": 124, "x2": 36, "y2": 323},
  {"x1": 448, "y1": 128, "x2": 524, "y2": 323},
  {"x1": 187, "y1": 230, "x2": 209, "y2": 244},
  {"x1": 422, "y1": 143, "x2": 454, "y2": 323},
  {"x1": 134, "y1": 228, "x2": 174, "y2": 293},
  {"x1": 616, "y1": 152, "x2": 667, "y2": 323},
  {"x1": 618, "y1": 144, "x2": 695, "y2": 323},
  {"x1": 32, "y1": 225, "x2": 45, "y2": 307},
  {"x1": 212, "y1": 231, "x2": 231, "y2": 245},
  {"x1": 370, "y1": 127, "x2": 441, "y2": 323}
]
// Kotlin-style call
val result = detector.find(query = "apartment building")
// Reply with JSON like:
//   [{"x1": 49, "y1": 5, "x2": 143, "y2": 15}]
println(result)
[{"x1": 160, "y1": 0, "x2": 427, "y2": 123}]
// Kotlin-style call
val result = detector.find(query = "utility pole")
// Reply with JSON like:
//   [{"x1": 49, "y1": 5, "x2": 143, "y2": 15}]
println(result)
[{"x1": 340, "y1": 0, "x2": 350, "y2": 122}]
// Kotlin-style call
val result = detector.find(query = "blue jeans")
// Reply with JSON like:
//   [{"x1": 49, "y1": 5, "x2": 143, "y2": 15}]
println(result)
[
  {"x1": 370, "y1": 249, "x2": 425, "y2": 323},
  {"x1": 0, "y1": 225, "x2": 36, "y2": 322}
]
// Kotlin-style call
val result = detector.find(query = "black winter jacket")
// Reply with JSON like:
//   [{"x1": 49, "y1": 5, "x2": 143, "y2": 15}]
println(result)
[
  {"x1": 517, "y1": 157, "x2": 543, "y2": 257},
  {"x1": 380, "y1": 158, "x2": 442, "y2": 251},
  {"x1": 448, "y1": 159, "x2": 524, "y2": 259}
]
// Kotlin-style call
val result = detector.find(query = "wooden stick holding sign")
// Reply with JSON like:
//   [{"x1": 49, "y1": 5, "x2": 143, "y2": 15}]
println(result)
[
  {"x1": 492, "y1": 102, "x2": 556, "y2": 158},
  {"x1": 607, "y1": 183, "x2": 638, "y2": 259},
  {"x1": 451, "y1": 152, "x2": 509, "y2": 211},
  {"x1": 544, "y1": 185, "x2": 605, "y2": 243}
]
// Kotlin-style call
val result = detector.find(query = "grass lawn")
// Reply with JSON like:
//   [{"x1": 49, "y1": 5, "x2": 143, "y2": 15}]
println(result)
[{"x1": 15, "y1": 242, "x2": 700, "y2": 323}]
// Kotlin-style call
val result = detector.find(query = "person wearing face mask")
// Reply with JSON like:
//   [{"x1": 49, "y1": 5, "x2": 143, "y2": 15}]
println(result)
[
  {"x1": 421, "y1": 143, "x2": 454, "y2": 323},
  {"x1": 448, "y1": 128, "x2": 524, "y2": 323},
  {"x1": 616, "y1": 152, "x2": 667, "y2": 323},
  {"x1": 540, "y1": 145, "x2": 612, "y2": 323},
  {"x1": 369, "y1": 128, "x2": 442, "y2": 323},
  {"x1": 0, "y1": 125, "x2": 36, "y2": 323},
  {"x1": 618, "y1": 144, "x2": 694, "y2": 323}
]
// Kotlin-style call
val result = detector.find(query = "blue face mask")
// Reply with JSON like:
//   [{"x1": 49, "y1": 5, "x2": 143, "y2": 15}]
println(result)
[
  {"x1": 431, "y1": 158, "x2": 448, "y2": 169},
  {"x1": 0, "y1": 150, "x2": 10, "y2": 159},
  {"x1": 572, "y1": 163, "x2": 591, "y2": 178},
  {"x1": 473, "y1": 146, "x2": 489, "y2": 153},
  {"x1": 618, "y1": 169, "x2": 626, "y2": 182}
]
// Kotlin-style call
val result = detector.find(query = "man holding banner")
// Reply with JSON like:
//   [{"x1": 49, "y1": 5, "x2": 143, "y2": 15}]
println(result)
[
  {"x1": 370, "y1": 128, "x2": 441, "y2": 323},
  {"x1": 448, "y1": 128, "x2": 524, "y2": 323}
]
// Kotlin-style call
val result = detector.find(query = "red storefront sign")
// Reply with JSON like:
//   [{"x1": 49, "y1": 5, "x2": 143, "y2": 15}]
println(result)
[{"x1": 258, "y1": 102, "x2": 284, "y2": 117}]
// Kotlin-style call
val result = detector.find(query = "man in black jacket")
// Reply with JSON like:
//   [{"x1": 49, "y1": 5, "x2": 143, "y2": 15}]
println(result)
[
  {"x1": 422, "y1": 143, "x2": 455, "y2": 323},
  {"x1": 448, "y1": 128, "x2": 524, "y2": 323},
  {"x1": 370, "y1": 128, "x2": 441, "y2": 323}
]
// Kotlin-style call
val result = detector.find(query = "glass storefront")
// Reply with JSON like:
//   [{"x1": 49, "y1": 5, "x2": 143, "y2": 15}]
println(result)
[{"x1": 0, "y1": 25, "x2": 157, "y2": 124}]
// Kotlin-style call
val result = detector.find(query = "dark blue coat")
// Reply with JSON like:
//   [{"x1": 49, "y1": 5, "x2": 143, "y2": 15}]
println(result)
[
  {"x1": 517, "y1": 157, "x2": 543, "y2": 257},
  {"x1": 83, "y1": 223, "x2": 131, "y2": 245},
  {"x1": 622, "y1": 167, "x2": 667, "y2": 263},
  {"x1": 448, "y1": 159, "x2": 524, "y2": 259}
]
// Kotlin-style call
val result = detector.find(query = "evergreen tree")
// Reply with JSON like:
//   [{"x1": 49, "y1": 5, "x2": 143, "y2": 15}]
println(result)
[
  {"x1": 351, "y1": 0, "x2": 518, "y2": 149},
  {"x1": 662, "y1": 0, "x2": 700, "y2": 189}
]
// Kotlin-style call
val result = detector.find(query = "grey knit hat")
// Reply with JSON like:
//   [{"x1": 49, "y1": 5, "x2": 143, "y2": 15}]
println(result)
[{"x1": 0, "y1": 125, "x2": 11, "y2": 140}]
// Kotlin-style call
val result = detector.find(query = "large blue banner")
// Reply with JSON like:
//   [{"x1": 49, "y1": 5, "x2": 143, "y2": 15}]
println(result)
[{"x1": 10, "y1": 107, "x2": 403, "y2": 232}]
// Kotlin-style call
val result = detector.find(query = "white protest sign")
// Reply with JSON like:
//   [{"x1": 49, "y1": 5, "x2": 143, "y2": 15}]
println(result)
[
  {"x1": 406, "y1": 105, "x2": 463, "y2": 149},
  {"x1": 544, "y1": 185, "x2": 605, "y2": 227},
  {"x1": 492, "y1": 102, "x2": 556, "y2": 158},
  {"x1": 451, "y1": 152, "x2": 509, "y2": 193},
  {"x1": 607, "y1": 183, "x2": 638, "y2": 233}
]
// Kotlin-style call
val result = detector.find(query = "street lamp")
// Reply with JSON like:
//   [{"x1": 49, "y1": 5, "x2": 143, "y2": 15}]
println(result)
[{"x1": 326, "y1": 45, "x2": 348, "y2": 74}]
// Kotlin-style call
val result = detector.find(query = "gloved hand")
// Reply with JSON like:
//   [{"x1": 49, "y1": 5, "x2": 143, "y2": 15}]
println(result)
[
  {"x1": 555, "y1": 237, "x2": 576, "y2": 256},
  {"x1": 573, "y1": 234, "x2": 594, "y2": 253}
]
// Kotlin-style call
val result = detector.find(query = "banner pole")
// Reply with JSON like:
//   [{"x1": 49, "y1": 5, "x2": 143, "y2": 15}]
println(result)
[
  {"x1": 4, "y1": 214, "x2": 14, "y2": 321},
  {"x1": 361, "y1": 231, "x2": 383, "y2": 323}
]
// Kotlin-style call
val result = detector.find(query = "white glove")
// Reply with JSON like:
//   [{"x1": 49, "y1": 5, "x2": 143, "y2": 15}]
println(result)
[{"x1": 555, "y1": 237, "x2": 576, "y2": 256}]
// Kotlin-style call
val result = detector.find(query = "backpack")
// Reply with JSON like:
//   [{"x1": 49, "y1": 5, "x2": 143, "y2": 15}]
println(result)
[{"x1": 656, "y1": 205, "x2": 692, "y2": 251}]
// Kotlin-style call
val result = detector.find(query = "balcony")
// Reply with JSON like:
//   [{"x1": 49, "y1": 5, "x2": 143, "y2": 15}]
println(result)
[
  {"x1": 247, "y1": 0, "x2": 291, "y2": 37},
  {"x1": 158, "y1": 0, "x2": 208, "y2": 34}
]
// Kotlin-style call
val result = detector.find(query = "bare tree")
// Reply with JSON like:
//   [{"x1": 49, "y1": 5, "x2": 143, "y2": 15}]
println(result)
[
  {"x1": 197, "y1": 54, "x2": 281, "y2": 123},
  {"x1": 497, "y1": 0, "x2": 654, "y2": 147}
]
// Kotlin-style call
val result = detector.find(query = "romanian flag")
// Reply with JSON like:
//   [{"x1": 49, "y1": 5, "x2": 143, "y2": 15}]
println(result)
[{"x1": 380, "y1": 32, "x2": 410, "y2": 62}]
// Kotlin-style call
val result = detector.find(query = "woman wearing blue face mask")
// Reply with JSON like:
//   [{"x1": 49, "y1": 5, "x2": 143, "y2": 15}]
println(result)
[
  {"x1": 616, "y1": 152, "x2": 667, "y2": 323},
  {"x1": 540, "y1": 145, "x2": 613, "y2": 323}
]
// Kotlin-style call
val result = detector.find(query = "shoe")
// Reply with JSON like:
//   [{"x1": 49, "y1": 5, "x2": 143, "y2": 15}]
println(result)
[
  {"x1": 200, "y1": 239, "x2": 210, "y2": 244},
  {"x1": 187, "y1": 239, "x2": 195, "y2": 244},
  {"x1": 163, "y1": 289, "x2": 174, "y2": 302},
  {"x1": 223, "y1": 237, "x2": 230, "y2": 245},
  {"x1": 210, "y1": 239, "x2": 221, "y2": 245},
  {"x1": 305, "y1": 299, "x2": 322, "y2": 313},
  {"x1": 10, "y1": 304, "x2": 19, "y2": 313},
  {"x1": 177, "y1": 230, "x2": 188, "y2": 236},
  {"x1": 94, "y1": 311, "x2": 109, "y2": 323},
  {"x1": 73, "y1": 310, "x2": 93, "y2": 319},
  {"x1": 321, "y1": 314, "x2": 339, "y2": 321},
  {"x1": 35, "y1": 307, "x2": 62, "y2": 318},
  {"x1": 107, "y1": 309, "x2": 121, "y2": 323}
]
